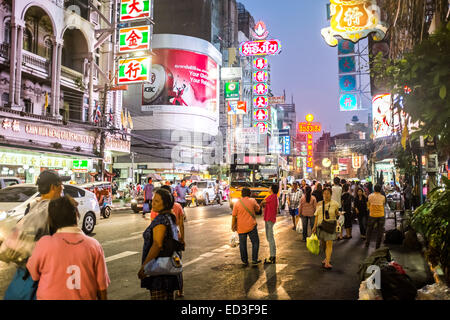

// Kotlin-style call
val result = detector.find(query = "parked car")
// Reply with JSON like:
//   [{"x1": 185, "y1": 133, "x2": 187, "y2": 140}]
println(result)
[
  {"x1": 79, "y1": 181, "x2": 113, "y2": 219},
  {"x1": 0, "y1": 177, "x2": 21, "y2": 189},
  {"x1": 0, "y1": 184, "x2": 101, "y2": 234},
  {"x1": 190, "y1": 180, "x2": 222, "y2": 206},
  {"x1": 130, "y1": 181, "x2": 163, "y2": 213}
]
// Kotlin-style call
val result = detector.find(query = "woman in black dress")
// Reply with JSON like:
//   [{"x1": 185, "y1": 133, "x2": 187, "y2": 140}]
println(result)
[
  {"x1": 341, "y1": 184, "x2": 354, "y2": 239},
  {"x1": 312, "y1": 183, "x2": 323, "y2": 202}
]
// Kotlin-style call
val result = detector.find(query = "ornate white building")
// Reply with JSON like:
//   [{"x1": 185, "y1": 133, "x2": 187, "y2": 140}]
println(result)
[{"x1": 0, "y1": 0, "x2": 129, "y2": 184}]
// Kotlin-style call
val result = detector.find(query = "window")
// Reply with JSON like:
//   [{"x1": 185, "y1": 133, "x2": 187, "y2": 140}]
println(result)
[
  {"x1": 3, "y1": 179, "x2": 19, "y2": 187},
  {"x1": 0, "y1": 186, "x2": 37, "y2": 202},
  {"x1": 44, "y1": 38, "x2": 53, "y2": 59},
  {"x1": 2, "y1": 93, "x2": 9, "y2": 107},
  {"x1": 24, "y1": 99, "x2": 33, "y2": 113},
  {"x1": 63, "y1": 185, "x2": 81, "y2": 198},
  {"x1": 4, "y1": 19, "x2": 11, "y2": 44},
  {"x1": 23, "y1": 28, "x2": 32, "y2": 52}
]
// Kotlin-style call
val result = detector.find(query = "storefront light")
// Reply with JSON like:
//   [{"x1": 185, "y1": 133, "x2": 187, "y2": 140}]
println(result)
[
  {"x1": 23, "y1": 165, "x2": 29, "y2": 170},
  {"x1": 8, "y1": 170, "x2": 13, "y2": 175},
  {"x1": 29, "y1": 168, "x2": 35, "y2": 174}
]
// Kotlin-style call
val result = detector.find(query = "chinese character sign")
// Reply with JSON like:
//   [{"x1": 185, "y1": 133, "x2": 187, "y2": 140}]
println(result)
[
  {"x1": 253, "y1": 83, "x2": 268, "y2": 95},
  {"x1": 239, "y1": 39, "x2": 281, "y2": 56},
  {"x1": 339, "y1": 75, "x2": 356, "y2": 92},
  {"x1": 339, "y1": 93, "x2": 358, "y2": 111},
  {"x1": 253, "y1": 96, "x2": 269, "y2": 108},
  {"x1": 321, "y1": 0, "x2": 387, "y2": 46},
  {"x1": 120, "y1": 0, "x2": 152, "y2": 21},
  {"x1": 254, "y1": 121, "x2": 268, "y2": 134},
  {"x1": 119, "y1": 26, "x2": 151, "y2": 53},
  {"x1": 307, "y1": 134, "x2": 314, "y2": 173},
  {"x1": 338, "y1": 39, "x2": 355, "y2": 54},
  {"x1": 118, "y1": 57, "x2": 151, "y2": 84},
  {"x1": 253, "y1": 108, "x2": 269, "y2": 122},
  {"x1": 253, "y1": 71, "x2": 268, "y2": 83},
  {"x1": 339, "y1": 56, "x2": 356, "y2": 73},
  {"x1": 253, "y1": 57, "x2": 268, "y2": 70}
]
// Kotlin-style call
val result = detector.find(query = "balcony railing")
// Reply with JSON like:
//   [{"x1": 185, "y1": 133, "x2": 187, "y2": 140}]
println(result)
[
  {"x1": 22, "y1": 50, "x2": 50, "y2": 77},
  {"x1": 61, "y1": 65, "x2": 86, "y2": 91}
]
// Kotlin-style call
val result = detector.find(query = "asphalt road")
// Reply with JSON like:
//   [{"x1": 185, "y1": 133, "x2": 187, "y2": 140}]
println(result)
[{"x1": 0, "y1": 203, "x2": 373, "y2": 300}]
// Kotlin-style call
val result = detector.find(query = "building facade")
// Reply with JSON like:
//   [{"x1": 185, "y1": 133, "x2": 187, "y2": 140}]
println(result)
[{"x1": 0, "y1": 0, "x2": 129, "y2": 184}]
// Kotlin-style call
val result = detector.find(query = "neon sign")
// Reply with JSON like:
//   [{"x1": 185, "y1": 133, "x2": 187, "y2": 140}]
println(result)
[
  {"x1": 254, "y1": 121, "x2": 269, "y2": 134},
  {"x1": 321, "y1": 0, "x2": 387, "y2": 46},
  {"x1": 253, "y1": 83, "x2": 269, "y2": 95},
  {"x1": 239, "y1": 39, "x2": 281, "y2": 56},
  {"x1": 253, "y1": 108, "x2": 269, "y2": 122},
  {"x1": 253, "y1": 57, "x2": 268, "y2": 70},
  {"x1": 119, "y1": 26, "x2": 151, "y2": 53},
  {"x1": 253, "y1": 71, "x2": 268, "y2": 83},
  {"x1": 253, "y1": 96, "x2": 269, "y2": 108}
]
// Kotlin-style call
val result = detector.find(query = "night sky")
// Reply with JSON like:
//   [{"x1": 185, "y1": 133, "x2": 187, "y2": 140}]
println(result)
[{"x1": 238, "y1": 0, "x2": 370, "y2": 136}]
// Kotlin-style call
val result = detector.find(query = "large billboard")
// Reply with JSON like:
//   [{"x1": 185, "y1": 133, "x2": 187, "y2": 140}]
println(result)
[{"x1": 142, "y1": 48, "x2": 218, "y2": 110}]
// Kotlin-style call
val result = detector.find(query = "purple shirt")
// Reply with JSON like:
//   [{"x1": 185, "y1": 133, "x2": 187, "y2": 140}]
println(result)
[
  {"x1": 144, "y1": 183, "x2": 153, "y2": 201},
  {"x1": 175, "y1": 184, "x2": 189, "y2": 203}
]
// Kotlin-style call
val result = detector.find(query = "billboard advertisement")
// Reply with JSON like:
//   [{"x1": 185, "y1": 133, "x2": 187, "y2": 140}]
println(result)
[{"x1": 142, "y1": 48, "x2": 218, "y2": 110}]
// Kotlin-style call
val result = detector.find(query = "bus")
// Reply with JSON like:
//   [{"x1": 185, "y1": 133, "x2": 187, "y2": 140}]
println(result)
[{"x1": 229, "y1": 154, "x2": 288, "y2": 213}]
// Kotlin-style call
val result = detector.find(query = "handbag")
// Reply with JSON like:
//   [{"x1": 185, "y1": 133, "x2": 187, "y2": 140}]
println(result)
[
  {"x1": 142, "y1": 202, "x2": 150, "y2": 213},
  {"x1": 144, "y1": 215, "x2": 183, "y2": 276},
  {"x1": 318, "y1": 202, "x2": 337, "y2": 234},
  {"x1": 296, "y1": 217, "x2": 303, "y2": 234},
  {"x1": 4, "y1": 267, "x2": 38, "y2": 300},
  {"x1": 230, "y1": 232, "x2": 239, "y2": 248}
]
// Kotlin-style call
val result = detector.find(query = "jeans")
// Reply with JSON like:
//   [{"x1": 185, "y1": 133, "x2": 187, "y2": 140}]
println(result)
[
  {"x1": 301, "y1": 216, "x2": 315, "y2": 240},
  {"x1": 357, "y1": 214, "x2": 368, "y2": 236},
  {"x1": 238, "y1": 226, "x2": 259, "y2": 263},
  {"x1": 365, "y1": 217, "x2": 385, "y2": 248},
  {"x1": 265, "y1": 221, "x2": 276, "y2": 257}
]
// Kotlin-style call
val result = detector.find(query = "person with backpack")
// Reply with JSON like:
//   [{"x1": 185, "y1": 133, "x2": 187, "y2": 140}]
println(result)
[
  {"x1": 260, "y1": 184, "x2": 279, "y2": 264},
  {"x1": 299, "y1": 185, "x2": 317, "y2": 242},
  {"x1": 231, "y1": 187, "x2": 261, "y2": 267},
  {"x1": 365, "y1": 184, "x2": 386, "y2": 249},
  {"x1": 26, "y1": 196, "x2": 110, "y2": 300},
  {"x1": 138, "y1": 188, "x2": 182, "y2": 300}
]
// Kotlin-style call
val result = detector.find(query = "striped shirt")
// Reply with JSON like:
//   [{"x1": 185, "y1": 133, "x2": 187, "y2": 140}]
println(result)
[{"x1": 288, "y1": 188, "x2": 303, "y2": 209}]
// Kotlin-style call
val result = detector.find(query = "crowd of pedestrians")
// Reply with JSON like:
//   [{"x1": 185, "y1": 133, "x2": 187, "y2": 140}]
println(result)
[{"x1": 231, "y1": 177, "x2": 391, "y2": 272}]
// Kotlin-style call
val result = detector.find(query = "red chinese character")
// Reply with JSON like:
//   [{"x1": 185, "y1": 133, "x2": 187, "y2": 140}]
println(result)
[
  {"x1": 125, "y1": 61, "x2": 140, "y2": 79},
  {"x1": 128, "y1": 0, "x2": 142, "y2": 14},
  {"x1": 126, "y1": 30, "x2": 142, "y2": 47},
  {"x1": 12, "y1": 120, "x2": 20, "y2": 132},
  {"x1": 2, "y1": 118, "x2": 11, "y2": 130}
]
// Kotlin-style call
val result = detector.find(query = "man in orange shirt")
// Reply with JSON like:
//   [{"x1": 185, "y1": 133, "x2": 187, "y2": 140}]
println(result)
[
  {"x1": 365, "y1": 184, "x2": 386, "y2": 249},
  {"x1": 231, "y1": 188, "x2": 261, "y2": 267}
]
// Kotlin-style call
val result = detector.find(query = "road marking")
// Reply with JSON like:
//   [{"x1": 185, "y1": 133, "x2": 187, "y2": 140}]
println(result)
[
  {"x1": 130, "y1": 231, "x2": 143, "y2": 235},
  {"x1": 247, "y1": 263, "x2": 290, "y2": 300},
  {"x1": 105, "y1": 251, "x2": 138, "y2": 263},
  {"x1": 212, "y1": 248, "x2": 227, "y2": 253},
  {"x1": 102, "y1": 234, "x2": 142, "y2": 246},
  {"x1": 183, "y1": 257, "x2": 203, "y2": 267},
  {"x1": 200, "y1": 252, "x2": 217, "y2": 258}
]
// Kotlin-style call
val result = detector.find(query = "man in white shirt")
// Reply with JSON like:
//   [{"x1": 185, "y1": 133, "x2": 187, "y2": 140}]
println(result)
[{"x1": 287, "y1": 182, "x2": 303, "y2": 230}]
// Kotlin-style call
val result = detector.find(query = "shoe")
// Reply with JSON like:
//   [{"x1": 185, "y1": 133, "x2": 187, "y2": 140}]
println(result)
[
  {"x1": 292, "y1": 227, "x2": 296, "y2": 230},
  {"x1": 251, "y1": 260, "x2": 261, "y2": 266},
  {"x1": 242, "y1": 261, "x2": 249, "y2": 267},
  {"x1": 264, "y1": 257, "x2": 276, "y2": 264},
  {"x1": 323, "y1": 265, "x2": 333, "y2": 270}
]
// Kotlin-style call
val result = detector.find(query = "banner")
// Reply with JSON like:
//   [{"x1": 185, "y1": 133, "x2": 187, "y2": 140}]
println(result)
[{"x1": 142, "y1": 48, "x2": 218, "y2": 111}]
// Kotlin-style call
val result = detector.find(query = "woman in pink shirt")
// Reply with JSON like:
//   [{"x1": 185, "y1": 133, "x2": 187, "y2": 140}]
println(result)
[
  {"x1": 26, "y1": 196, "x2": 110, "y2": 300},
  {"x1": 299, "y1": 186, "x2": 317, "y2": 241}
]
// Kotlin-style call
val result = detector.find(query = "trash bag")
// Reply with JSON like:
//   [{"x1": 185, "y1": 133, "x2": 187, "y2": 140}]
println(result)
[
  {"x1": 230, "y1": 232, "x2": 239, "y2": 248},
  {"x1": 4, "y1": 267, "x2": 38, "y2": 300},
  {"x1": 296, "y1": 217, "x2": 303, "y2": 234},
  {"x1": 384, "y1": 229, "x2": 404, "y2": 244},
  {"x1": 0, "y1": 199, "x2": 50, "y2": 266},
  {"x1": 358, "y1": 279, "x2": 383, "y2": 300},
  {"x1": 306, "y1": 233, "x2": 320, "y2": 255},
  {"x1": 416, "y1": 283, "x2": 450, "y2": 300},
  {"x1": 358, "y1": 247, "x2": 392, "y2": 282},
  {"x1": 380, "y1": 265, "x2": 417, "y2": 300}
]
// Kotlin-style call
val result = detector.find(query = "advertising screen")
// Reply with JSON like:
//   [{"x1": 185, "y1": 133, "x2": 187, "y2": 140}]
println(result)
[{"x1": 142, "y1": 48, "x2": 218, "y2": 112}]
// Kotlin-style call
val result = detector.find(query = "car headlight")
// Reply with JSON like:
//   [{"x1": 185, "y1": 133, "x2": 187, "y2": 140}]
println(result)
[{"x1": 232, "y1": 198, "x2": 238, "y2": 203}]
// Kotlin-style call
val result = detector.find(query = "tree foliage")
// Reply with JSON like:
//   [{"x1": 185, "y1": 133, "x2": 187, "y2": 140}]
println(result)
[{"x1": 372, "y1": 22, "x2": 450, "y2": 157}]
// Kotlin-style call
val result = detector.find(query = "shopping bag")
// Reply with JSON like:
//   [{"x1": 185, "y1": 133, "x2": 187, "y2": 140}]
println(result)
[
  {"x1": 296, "y1": 217, "x2": 303, "y2": 234},
  {"x1": 306, "y1": 233, "x2": 320, "y2": 255},
  {"x1": 4, "y1": 267, "x2": 38, "y2": 300},
  {"x1": 143, "y1": 202, "x2": 150, "y2": 213},
  {"x1": 338, "y1": 214, "x2": 345, "y2": 226},
  {"x1": 230, "y1": 232, "x2": 239, "y2": 248}
]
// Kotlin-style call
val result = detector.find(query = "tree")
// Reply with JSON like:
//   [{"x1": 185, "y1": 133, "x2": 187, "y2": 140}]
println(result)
[{"x1": 372, "y1": 21, "x2": 450, "y2": 158}]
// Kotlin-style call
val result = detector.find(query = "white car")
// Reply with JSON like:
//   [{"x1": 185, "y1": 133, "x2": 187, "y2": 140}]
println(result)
[
  {"x1": 0, "y1": 184, "x2": 101, "y2": 234},
  {"x1": 0, "y1": 177, "x2": 22, "y2": 189},
  {"x1": 190, "y1": 181, "x2": 221, "y2": 206}
]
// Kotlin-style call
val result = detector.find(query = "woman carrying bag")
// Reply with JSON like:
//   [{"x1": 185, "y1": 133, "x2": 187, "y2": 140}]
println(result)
[
  {"x1": 312, "y1": 187, "x2": 340, "y2": 270},
  {"x1": 138, "y1": 188, "x2": 183, "y2": 300}
]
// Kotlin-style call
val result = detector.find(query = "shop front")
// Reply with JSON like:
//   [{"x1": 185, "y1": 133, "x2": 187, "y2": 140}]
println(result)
[{"x1": 0, "y1": 116, "x2": 101, "y2": 184}]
